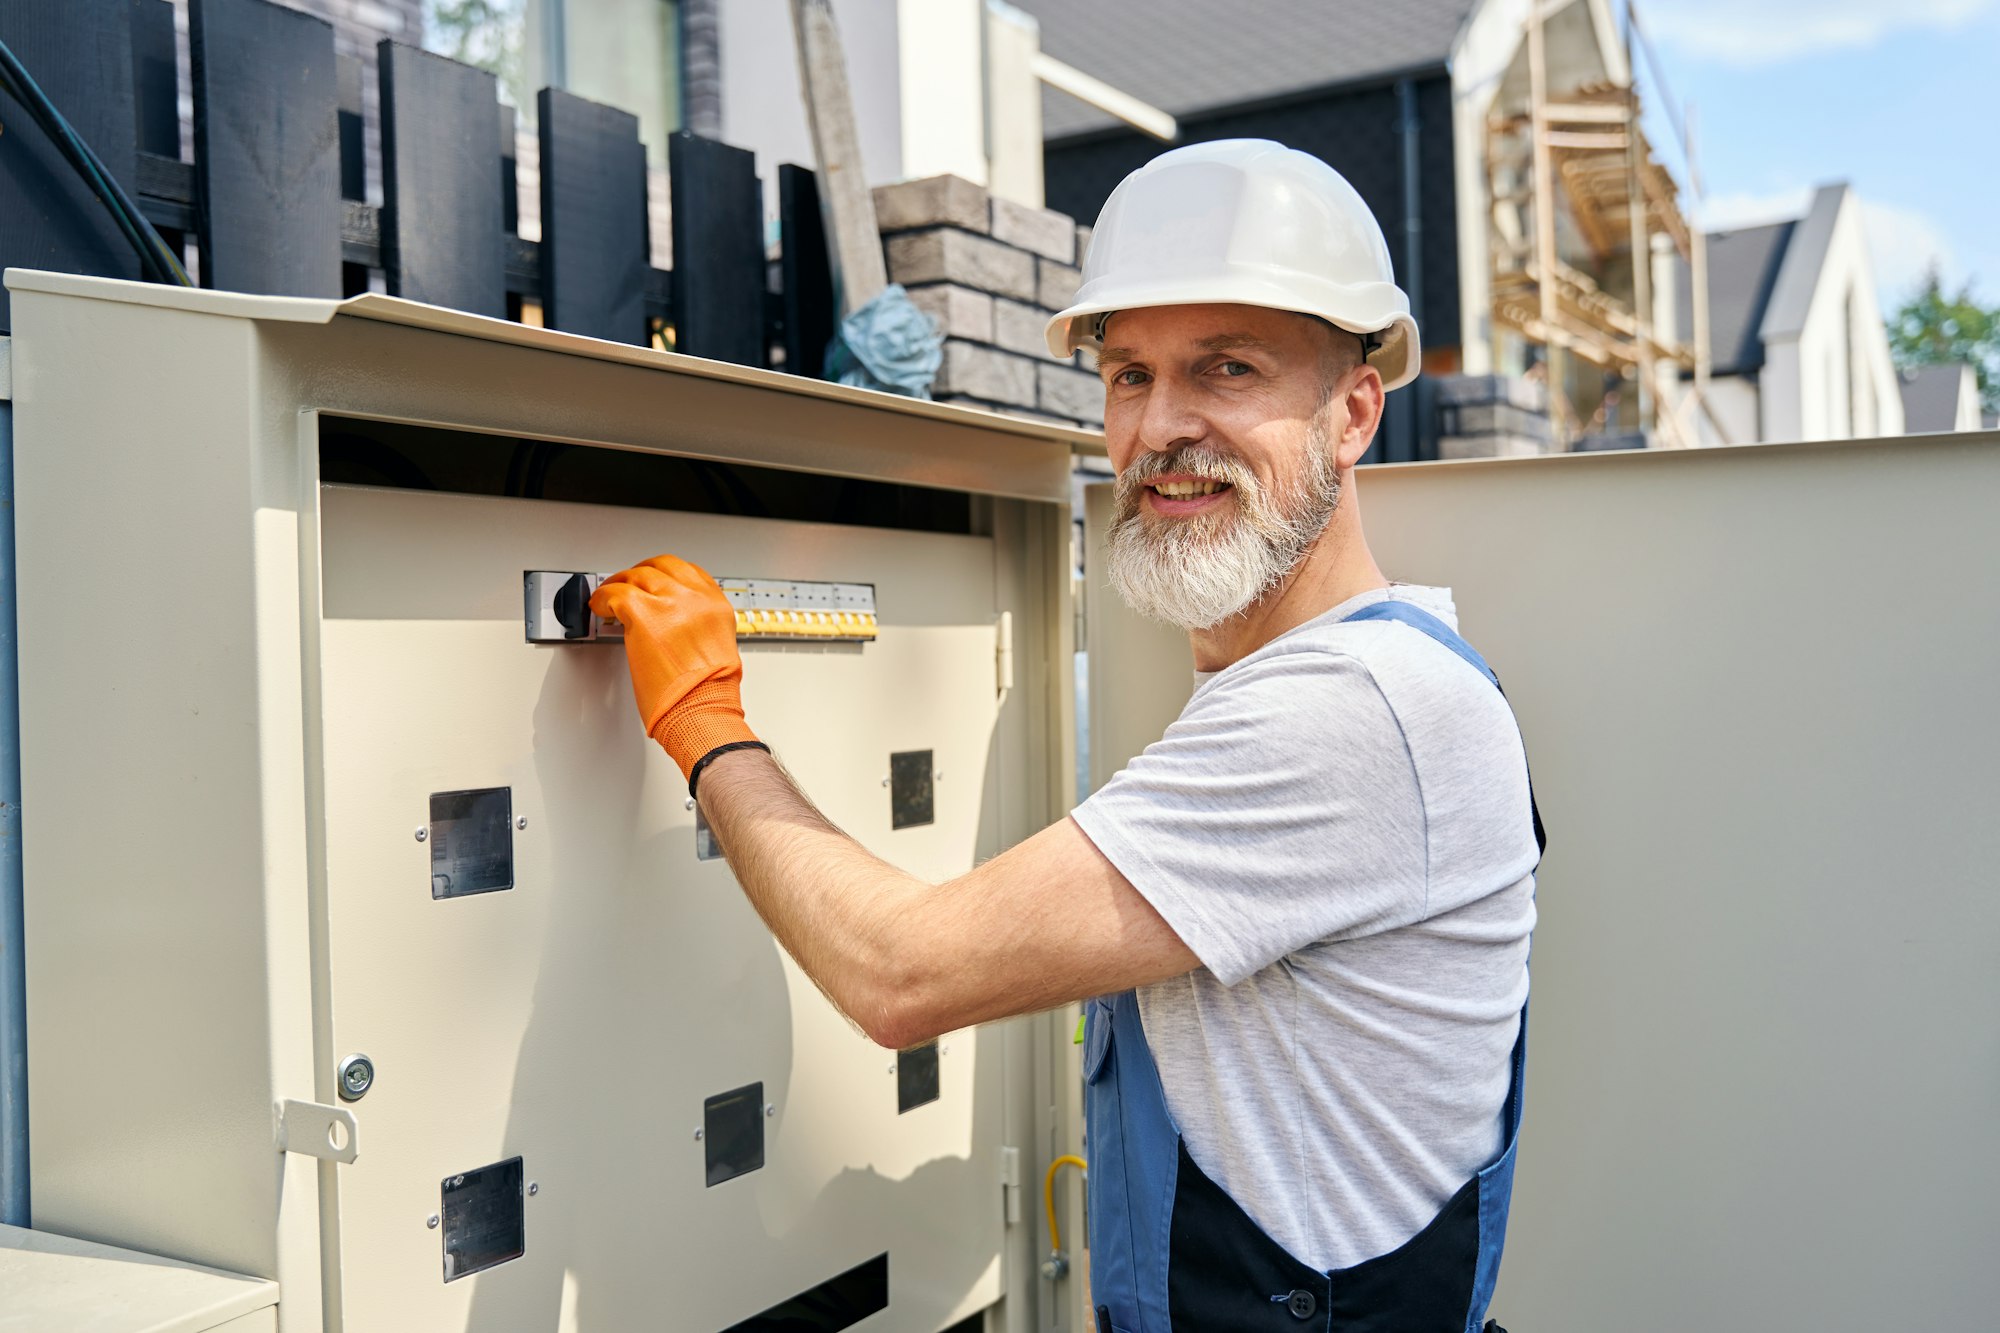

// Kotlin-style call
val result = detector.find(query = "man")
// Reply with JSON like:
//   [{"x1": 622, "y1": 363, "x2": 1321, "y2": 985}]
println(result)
[{"x1": 591, "y1": 140, "x2": 1539, "y2": 1331}]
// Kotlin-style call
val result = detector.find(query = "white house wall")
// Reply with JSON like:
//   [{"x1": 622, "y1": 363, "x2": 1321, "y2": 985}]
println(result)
[
  {"x1": 1782, "y1": 193, "x2": 1906, "y2": 441},
  {"x1": 1695, "y1": 375, "x2": 1760, "y2": 447},
  {"x1": 719, "y1": 0, "x2": 906, "y2": 225}
]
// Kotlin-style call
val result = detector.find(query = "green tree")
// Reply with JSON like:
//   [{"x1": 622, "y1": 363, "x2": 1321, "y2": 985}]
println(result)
[
  {"x1": 423, "y1": 0, "x2": 526, "y2": 107},
  {"x1": 1888, "y1": 269, "x2": 2000, "y2": 415}
]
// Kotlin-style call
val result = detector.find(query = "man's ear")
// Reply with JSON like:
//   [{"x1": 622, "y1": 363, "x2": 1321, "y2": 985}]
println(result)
[{"x1": 1336, "y1": 366, "x2": 1386, "y2": 468}]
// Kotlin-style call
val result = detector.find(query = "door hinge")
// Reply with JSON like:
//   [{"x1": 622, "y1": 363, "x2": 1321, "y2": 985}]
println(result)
[
  {"x1": 276, "y1": 1099, "x2": 359, "y2": 1164},
  {"x1": 996, "y1": 611, "x2": 1015, "y2": 699},
  {"x1": 999, "y1": 1145, "x2": 1022, "y2": 1225}
]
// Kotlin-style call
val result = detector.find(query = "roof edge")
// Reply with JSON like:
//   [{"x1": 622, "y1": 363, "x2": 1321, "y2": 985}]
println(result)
[
  {"x1": 1042, "y1": 60, "x2": 1452, "y2": 148},
  {"x1": 1760, "y1": 182, "x2": 1849, "y2": 343}
]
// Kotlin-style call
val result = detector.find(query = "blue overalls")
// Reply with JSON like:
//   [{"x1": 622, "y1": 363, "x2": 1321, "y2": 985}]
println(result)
[{"x1": 1083, "y1": 600, "x2": 1544, "y2": 1332}]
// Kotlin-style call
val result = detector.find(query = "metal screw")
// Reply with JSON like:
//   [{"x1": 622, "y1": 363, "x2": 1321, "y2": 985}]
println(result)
[
  {"x1": 935, "y1": 771, "x2": 944, "y2": 782},
  {"x1": 415, "y1": 827, "x2": 429, "y2": 843},
  {"x1": 515, "y1": 816, "x2": 528, "y2": 830},
  {"x1": 765, "y1": 1103, "x2": 776, "y2": 1117},
  {"x1": 694, "y1": 1128, "x2": 704, "y2": 1141},
  {"x1": 684, "y1": 797, "x2": 697, "y2": 811},
  {"x1": 337, "y1": 1053, "x2": 375, "y2": 1102},
  {"x1": 426, "y1": 1214, "x2": 439, "y2": 1230},
  {"x1": 887, "y1": 1062, "x2": 897, "y2": 1075},
  {"x1": 940, "y1": 1044, "x2": 950, "y2": 1056},
  {"x1": 527, "y1": 1181, "x2": 539, "y2": 1196},
  {"x1": 880, "y1": 776, "x2": 890, "y2": 788}
]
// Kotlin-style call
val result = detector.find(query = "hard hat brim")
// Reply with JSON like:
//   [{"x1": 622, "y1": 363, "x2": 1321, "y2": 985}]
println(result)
[{"x1": 1044, "y1": 280, "x2": 1422, "y2": 393}]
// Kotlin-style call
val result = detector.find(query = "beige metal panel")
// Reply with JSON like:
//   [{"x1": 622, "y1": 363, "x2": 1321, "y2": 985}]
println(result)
[
  {"x1": 1357, "y1": 435, "x2": 2000, "y2": 1330},
  {"x1": 984, "y1": 495, "x2": 1089, "y2": 1333},
  {"x1": 1081, "y1": 483, "x2": 1193, "y2": 794},
  {"x1": 11, "y1": 274, "x2": 1080, "y2": 1332},
  {"x1": 12, "y1": 293, "x2": 328, "y2": 1309},
  {"x1": 0, "y1": 1222, "x2": 279, "y2": 1332},
  {"x1": 315, "y1": 485, "x2": 1008, "y2": 1329}
]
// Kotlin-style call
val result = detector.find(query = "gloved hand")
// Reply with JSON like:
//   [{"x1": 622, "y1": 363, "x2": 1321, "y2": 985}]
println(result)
[{"x1": 589, "y1": 555, "x2": 761, "y2": 782}]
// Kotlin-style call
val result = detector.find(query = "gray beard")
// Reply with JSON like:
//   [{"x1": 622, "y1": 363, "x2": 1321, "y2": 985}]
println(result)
[{"x1": 1104, "y1": 419, "x2": 1342, "y2": 632}]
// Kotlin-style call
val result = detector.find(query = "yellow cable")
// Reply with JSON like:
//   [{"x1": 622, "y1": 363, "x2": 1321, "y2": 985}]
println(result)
[{"x1": 1043, "y1": 1155, "x2": 1088, "y2": 1255}]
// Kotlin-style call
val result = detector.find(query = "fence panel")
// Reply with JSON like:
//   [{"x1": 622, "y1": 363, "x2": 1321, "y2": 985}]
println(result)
[
  {"x1": 131, "y1": 0, "x2": 179, "y2": 159},
  {"x1": 378, "y1": 41, "x2": 504, "y2": 318},
  {"x1": 0, "y1": 0, "x2": 141, "y2": 332},
  {"x1": 780, "y1": 162, "x2": 835, "y2": 379},
  {"x1": 538, "y1": 88, "x2": 649, "y2": 346},
  {"x1": 191, "y1": 0, "x2": 341, "y2": 299},
  {"x1": 669, "y1": 131, "x2": 765, "y2": 366}
]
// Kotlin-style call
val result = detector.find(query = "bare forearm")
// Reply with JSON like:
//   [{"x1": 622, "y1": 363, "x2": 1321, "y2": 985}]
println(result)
[{"x1": 694, "y1": 746, "x2": 928, "y2": 1044}]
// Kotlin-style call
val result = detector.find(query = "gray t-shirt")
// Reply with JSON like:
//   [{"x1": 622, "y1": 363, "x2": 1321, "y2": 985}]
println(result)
[{"x1": 1071, "y1": 585, "x2": 1538, "y2": 1272}]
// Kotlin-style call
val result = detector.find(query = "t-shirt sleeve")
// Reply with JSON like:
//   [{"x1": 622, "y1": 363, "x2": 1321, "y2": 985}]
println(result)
[{"x1": 1071, "y1": 647, "x2": 1426, "y2": 986}]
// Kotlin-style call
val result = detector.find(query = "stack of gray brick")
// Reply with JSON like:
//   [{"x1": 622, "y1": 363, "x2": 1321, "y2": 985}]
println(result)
[
  {"x1": 1434, "y1": 374, "x2": 1553, "y2": 459},
  {"x1": 874, "y1": 175, "x2": 1104, "y2": 429}
]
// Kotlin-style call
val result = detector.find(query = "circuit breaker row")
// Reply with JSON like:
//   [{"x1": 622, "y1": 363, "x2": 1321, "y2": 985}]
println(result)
[{"x1": 524, "y1": 571, "x2": 878, "y2": 644}]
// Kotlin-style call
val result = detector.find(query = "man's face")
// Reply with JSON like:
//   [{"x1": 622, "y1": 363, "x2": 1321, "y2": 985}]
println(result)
[{"x1": 1097, "y1": 304, "x2": 1366, "y2": 630}]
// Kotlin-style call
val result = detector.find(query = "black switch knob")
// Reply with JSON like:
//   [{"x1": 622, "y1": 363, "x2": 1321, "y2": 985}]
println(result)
[{"x1": 553, "y1": 573, "x2": 594, "y2": 640}]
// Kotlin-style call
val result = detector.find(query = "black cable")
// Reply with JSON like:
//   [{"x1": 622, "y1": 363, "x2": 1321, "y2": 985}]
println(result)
[{"x1": 0, "y1": 35, "x2": 191, "y2": 286}]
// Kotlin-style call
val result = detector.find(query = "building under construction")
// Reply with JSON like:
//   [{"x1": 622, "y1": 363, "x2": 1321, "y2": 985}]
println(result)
[{"x1": 1034, "y1": 0, "x2": 1710, "y2": 456}]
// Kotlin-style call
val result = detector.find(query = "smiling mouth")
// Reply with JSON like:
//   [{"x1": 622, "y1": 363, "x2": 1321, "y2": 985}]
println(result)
[{"x1": 1149, "y1": 478, "x2": 1231, "y2": 499}]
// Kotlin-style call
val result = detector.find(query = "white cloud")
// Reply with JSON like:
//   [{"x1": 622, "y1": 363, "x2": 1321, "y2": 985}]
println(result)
[
  {"x1": 1698, "y1": 188, "x2": 1814, "y2": 233},
  {"x1": 1860, "y1": 199, "x2": 1957, "y2": 303},
  {"x1": 1640, "y1": 0, "x2": 1997, "y2": 66}
]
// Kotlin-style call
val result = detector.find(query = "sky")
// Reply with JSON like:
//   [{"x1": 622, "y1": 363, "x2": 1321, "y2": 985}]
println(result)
[{"x1": 1631, "y1": 0, "x2": 1999, "y2": 309}]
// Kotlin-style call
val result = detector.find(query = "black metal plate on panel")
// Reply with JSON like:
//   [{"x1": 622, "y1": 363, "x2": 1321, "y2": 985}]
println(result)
[
  {"x1": 889, "y1": 750, "x2": 934, "y2": 830},
  {"x1": 897, "y1": 1042, "x2": 940, "y2": 1114},
  {"x1": 430, "y1": 788, "x2": 513, "y2": 899},
  {"x1": 440, "y1": 1156, "x2": 524, "y2": 1282},
  {"x1": 704, "y1": 1082, "x2": 765, "y2": 1187},
  {"x1": 719, "y1": 1253, "x2": 889, "y2": 1332},
  {"x1": 694, "y1": 805, "x2": 725, "y2": 862}
]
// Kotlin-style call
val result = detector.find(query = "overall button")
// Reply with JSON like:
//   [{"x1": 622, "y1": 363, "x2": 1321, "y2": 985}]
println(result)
[{"x1": 1285, "y1": 1288, "x2": 1317, "y2": 1320}]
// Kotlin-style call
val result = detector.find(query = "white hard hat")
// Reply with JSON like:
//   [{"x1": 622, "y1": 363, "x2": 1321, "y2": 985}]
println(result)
[{"x1": 1045, "y1": 139, "x2": 1421, "y2": 391}]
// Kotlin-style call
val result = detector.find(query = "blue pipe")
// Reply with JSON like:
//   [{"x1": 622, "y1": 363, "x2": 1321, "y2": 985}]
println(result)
[{"x1": 0, "y1": 395, "x2": 25, "y2": 1227}]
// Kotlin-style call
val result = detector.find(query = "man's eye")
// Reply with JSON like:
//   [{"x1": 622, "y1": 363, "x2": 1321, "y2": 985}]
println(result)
[
  {"x1": 1218, "y1": 360, "x2": 1252, "y2": 377},
  {"x1": 1112, "y1": 368, "x2": 1150, "y2": 387}
]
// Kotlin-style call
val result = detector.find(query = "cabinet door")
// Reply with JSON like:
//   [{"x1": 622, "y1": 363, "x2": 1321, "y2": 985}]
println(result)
[
  {"x1": 1081, "y1": 481, "x2": 1194, "y2": 794},
  {"x1": 315, "y1": 484, "x2": 1006, "y2": 1332}
]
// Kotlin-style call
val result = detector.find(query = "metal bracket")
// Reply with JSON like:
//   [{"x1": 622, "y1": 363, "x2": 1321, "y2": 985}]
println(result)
[
  {"x1": 999, "y1": 1145, "x2": 1022, "y2": 1225},
  {"x1": 276, "y1": 1099, "x2": 359, "y2": 1164},
  {"x1": 995, "y1": 611, "x2": 1015, "y2": 698}
]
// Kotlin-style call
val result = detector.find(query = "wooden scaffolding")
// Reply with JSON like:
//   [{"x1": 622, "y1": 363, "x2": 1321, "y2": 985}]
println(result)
[{"x1": 1486, "y1": 3, "x2": 1711, "y2": 447}]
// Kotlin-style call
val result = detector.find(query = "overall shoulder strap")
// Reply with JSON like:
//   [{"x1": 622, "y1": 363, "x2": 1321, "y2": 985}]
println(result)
[{"x1": 1342, "y1": 598, "x2": 1546, "y2": 858}]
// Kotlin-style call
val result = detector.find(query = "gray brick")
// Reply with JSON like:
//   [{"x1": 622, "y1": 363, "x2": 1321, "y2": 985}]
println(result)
[
  {"x1": 1037, "y1": 257, "x2": 1083, "y2": 310},
  {"x1": 905, "y1": 284, "x2": 993, "y2": 342},
  {"x1": 935, "y1": 340, "x2": 1038, "y2": 406},
  {"x1": 886, "y1": 229, "x2": 1037, "y2": 302},
  {"x1": 990, "y1": 196, "x2": 1076, "y2": 262},
  {"x1": 1039, "y1": 362, "x2": 1105, "y2": 425},
  {"x1": 993, "y1": 297, "x2": 1058, "y2": 359},
  {"x1": 873, "y1": 174, "x2": 989, "y2": 234},
  {"x1": 1076, "y1": 223, "x2": 1094, "y2": 259}
]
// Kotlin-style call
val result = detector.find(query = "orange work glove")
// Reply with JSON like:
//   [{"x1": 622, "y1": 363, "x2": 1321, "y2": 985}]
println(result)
[{"x1": 588, "y1": 555, "x2": 762, "y2": 785}]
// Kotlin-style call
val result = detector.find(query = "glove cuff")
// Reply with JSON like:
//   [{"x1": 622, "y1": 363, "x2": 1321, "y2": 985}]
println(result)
[{"x1": 653, "y1": 704, "x2": 759, "y2": 781}]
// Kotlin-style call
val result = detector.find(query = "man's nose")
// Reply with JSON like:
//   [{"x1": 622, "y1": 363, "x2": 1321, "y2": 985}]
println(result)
[{"x1": 1132, "y1": 376, "x2": 1209, "y2": 456}]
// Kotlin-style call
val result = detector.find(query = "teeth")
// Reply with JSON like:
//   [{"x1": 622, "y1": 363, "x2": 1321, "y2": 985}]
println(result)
[{"x1": 1153, "y1": 478, "x2": 1224, "y2": 498}]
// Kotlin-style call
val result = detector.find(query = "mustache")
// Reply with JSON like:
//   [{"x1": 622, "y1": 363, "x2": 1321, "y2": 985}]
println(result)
[{"x1": 1113, "y1": 445, "x2": 1260, "y2": 514}]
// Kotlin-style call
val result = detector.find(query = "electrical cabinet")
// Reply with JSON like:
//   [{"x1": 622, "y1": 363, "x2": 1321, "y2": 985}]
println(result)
[{"x1": 7, "y1": 272, "x2": 1090, "y2": 1332}]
